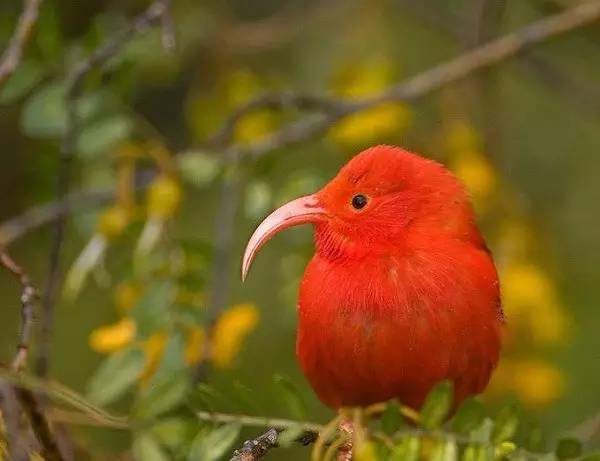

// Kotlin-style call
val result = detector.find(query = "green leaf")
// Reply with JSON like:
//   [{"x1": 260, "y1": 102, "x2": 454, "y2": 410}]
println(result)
[
  {"x1": 188, "y1": 423, "x2": 241, "y2": 461},
  {"x1": 491, "y1": 405, "x2": 519, "y2": 444},
  {"x1": 420, "y1": 380, "x2": 454, "y2": 429},
  {"x1": 229, "y1": 381, "x2": 263, "y2": 415},
  {"x1": 0, "y1": 60, "x2": 44, "y2": 105},
  {"x1": 77, "y1": 115, "x2": 133, "y2": 158},
  {"x1": 470, "y1": 418, "x2": 494, "y2": 444},
  {"x1": 580, "y1": 453, "x2": 600, "y2": 461},
  {"x1": 452, "y1": 398, "x2": 485, "y2": 435},
  {"x1": 494, "y1": 442, "x2": 516, "y2": 460},
  {"x1": 273, "y1": 374, "x2": 307, "y2": 419},
  {"x1": 430, "y1": 439, "x2": 457, "y2": 461},
  {"x1": 152, "y1": 417, "x2": 195, "y2": 449},
  {"x1": 178, "y1": 150, "x2": 222, "y2": 187},
  {"x1": 86, "y1": 346, "x2": 145, "y2": 406},
  {"x1": 132, "y1": 281, "x2": 175, "y2": 338},
  {"x1": 381, "y1": 399, "x2": 403, "y2": 435},
  {"x1": 555, "y1": 438, "x2": 583, "y2": 460},
  {"x1": 21, "y1": 82, "x2": 104, "y2": 138},
  {"x1": 134, "y1": 372, "x2": 190, "y2": 420},
  {"x1": 132, "y1": 432, "x2": 170, "y2": 461},
  {"x1": 390, "y1": 436, "x2": 420, "y2": 461},
  {"x1": 461, "y1": 444, "x2": 493, "y2": 461},
  {"x1": 190, "y1": 383, "x2": 230, "y2": 412},
  {"x1": 245, "y1": 180, "x2": 272, "y2": 218},
  {"x1": 21, "y1": 82, "x2": 68, "y2": 138}
]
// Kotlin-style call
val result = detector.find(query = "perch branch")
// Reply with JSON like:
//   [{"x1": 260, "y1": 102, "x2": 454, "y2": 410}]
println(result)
[
  {"x1": 0, "y1": 251, "x2": 37, "y2": 371},
  {"x1": 37, "y1": 0, "x2": 173, "y2": 378},
  {"x1": 228, "y1": 427, "x2": 318, "y2": 461},
  {"x1": 0, "y1": 252, "x2": 65, "y2": 460},
  {"x1": 0, "y1": 0, "x2": 43, "y2": 86}
]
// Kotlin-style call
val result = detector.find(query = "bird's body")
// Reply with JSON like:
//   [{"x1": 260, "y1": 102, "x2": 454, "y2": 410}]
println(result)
[{"x1": 243, "y1": 145, "x2": 503, "y2": 410}]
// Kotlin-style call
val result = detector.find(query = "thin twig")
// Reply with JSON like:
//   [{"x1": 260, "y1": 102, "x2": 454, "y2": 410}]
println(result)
[
  {"x1": 196, "y1": 410, "x2": 323, "y2": 433},
  {"x1": 398, "y1": 0, "x2": 600, "y2": 119},
  {"x1": 0, "y1": 251, "x2": 37, "y2": 371},
  {"x1": 207, "y1": 92, "x2": 341, "y2": 148},
  {"x1": 37, "y1": 0, "x2": 173, "y2": 378},
  {"x1": 0, "y1": 0, "x2": 43, "y2": 86}
]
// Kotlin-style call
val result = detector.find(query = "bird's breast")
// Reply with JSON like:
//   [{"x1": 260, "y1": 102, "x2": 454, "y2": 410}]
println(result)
[{"x1": 296, "y1": 245, "x2": 502, "y2": 409}]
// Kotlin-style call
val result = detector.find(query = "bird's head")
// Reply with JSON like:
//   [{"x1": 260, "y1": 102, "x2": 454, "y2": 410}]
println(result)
[{"x1": 242, "y1": 145, "x2": 474, "y2": 280}]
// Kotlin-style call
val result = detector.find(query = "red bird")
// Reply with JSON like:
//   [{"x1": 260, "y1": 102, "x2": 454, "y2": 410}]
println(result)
[{"x1": 242, "y1": 145, "x2": 503, "y2": 410}]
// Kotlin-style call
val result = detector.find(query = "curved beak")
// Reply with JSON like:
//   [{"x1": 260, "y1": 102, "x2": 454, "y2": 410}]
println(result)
[{"x1": 242, "y1": 194, "x2": 326, "y2": 281}]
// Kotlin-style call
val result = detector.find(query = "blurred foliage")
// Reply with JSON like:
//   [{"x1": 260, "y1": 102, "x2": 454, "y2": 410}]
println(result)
[{"x1": 1, "y1": 0, "x2": 600, "y2": 460}]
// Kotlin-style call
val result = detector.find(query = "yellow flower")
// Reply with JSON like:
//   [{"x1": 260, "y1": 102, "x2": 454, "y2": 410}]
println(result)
[
  {"x1": 445, "y1": 120, "x2": 481, "y2": 155},
  {"x1": 114, "y1": 281, "x2": 141, "y2": 315},
  {"x1": 211, "y1": 303, "x2": 259, "y2": 368},
  {"x1": 496, "y1": 220, "x2": 537, "y2": 261},
  {"x1": 501, "y1": 262, "x2": 569, "y2": 346},
  {"x1": 235, "y1": 110, "x2": 275, "y2": 145},
  {"x1": 225, "y1": 70, "x2": 275, "y2": 145},
  {"x1": 147, "y1": 176, "x2": 183, "y2": 219},
  {"x1": 98, "y1": 205, "x2": 130, "y2": 240},
  {"x1": 329, "y1": 58, "x2": 411, "y2": 147},
  {"x1": 451, "y1": 150, "x2": 497, "y2": 209},
  {"x1": 185, "y1": 326, "x2": 206, "y2": 365},
  {"x1": 139, "y1": 331, "x2": 169, "y2": 385},
  {"x1": 487, "y1": 358, "x2": 565, "y2": 407},
  {"x1": 330, "y1": 103, "x2": 411, "y2": 147},
  {"x1": 89, "y1": 318, "x2": 136, "y2": 354}
]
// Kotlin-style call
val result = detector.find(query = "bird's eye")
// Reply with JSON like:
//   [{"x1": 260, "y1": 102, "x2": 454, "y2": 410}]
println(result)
[{"x1": 351, "y1": 194, "x2": 368, "y2": 210}]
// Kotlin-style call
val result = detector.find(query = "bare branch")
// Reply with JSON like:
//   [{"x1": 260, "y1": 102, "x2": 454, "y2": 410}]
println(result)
[
  {"x1": 0, "y1": 251, "x2": 37, "y2": 371},
  {"x1": 229, "y1": 427, "x2": 318, "y2": 461},
  {"x1": 207, "y1": 92, "x2": 341, "y2": 148},
  {"x1": 37, "y1": 0, "x2": 173, "y2": 378},
  {"x1": 0, "y1": 252, "x2": 64, "y2": 460},
  {"x1": 398, "y1": 0, "x2": 600, "y2": 119},
  {"x1": 229, "y1": 428, "x2": 279, "y2": 461},
  {"x1": 0, "y1": 0, "x2": 43, "y2": 87},
  {"x1": 0, "y1": 382, "x2": 30, "y2": 461}
]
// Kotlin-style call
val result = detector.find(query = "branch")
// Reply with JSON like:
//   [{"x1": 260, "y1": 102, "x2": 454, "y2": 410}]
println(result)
[
  {"x1": 198, "y1": 411, "x2": 321, "y2": 461},
  {"x1": 226, "y1": 0, "x2": 600, "y2": 162},
  {"x1": 37, "y1": 0, "x2": 173, "y2": 378},
  {"x1": 229, "y1": 428, "x2": 279, "y2": 461},
  {"x1": 398, "y1": 0, "x2": 600, "y2": 119},
  {"x1": 0, "y1": 251, "x2": 37, "y2": 371},
  {"x1": 0, "y1": 0, "x2": 43, "y2": 87},
  {"x1": 0, "y1": 252, "x2": 64, "y2": 460}
]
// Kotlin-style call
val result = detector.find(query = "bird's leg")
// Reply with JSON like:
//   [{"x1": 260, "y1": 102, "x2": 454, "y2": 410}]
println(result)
[{"x1": 336, "y1": 417, "x2": 353, "y2": 461}]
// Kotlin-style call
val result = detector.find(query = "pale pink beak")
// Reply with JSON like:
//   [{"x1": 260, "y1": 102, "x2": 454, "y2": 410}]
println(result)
[{"x1": 242, "y1": 194, "x2": 326, "y2": 281}]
